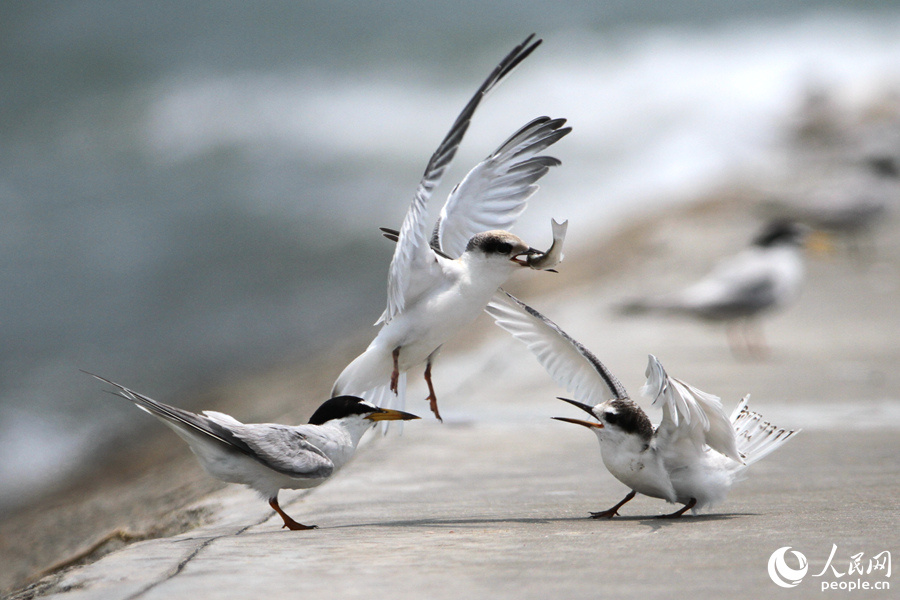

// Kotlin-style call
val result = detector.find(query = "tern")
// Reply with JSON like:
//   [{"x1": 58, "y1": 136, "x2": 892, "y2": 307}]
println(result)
[
  {"x1": 486, "y1": 292, "x2": 799, "y2": 518},
  {"x1": 619, "y1": 220, "x2": 808, "y2": 357},
  {"x1": 760, "y1": 155, "x2": 898, "y2": 256},
  {"x1": 331, "y1": 34, "x2": 569, "y2": 421},
  {"x1": 86, "y1": 373, "x2": 418, "y2": 530}
]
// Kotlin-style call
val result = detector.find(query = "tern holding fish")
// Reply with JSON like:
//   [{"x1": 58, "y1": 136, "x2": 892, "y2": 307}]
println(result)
[{"x1": 332, "y1": 34, "x2": 570, "y2": 421}]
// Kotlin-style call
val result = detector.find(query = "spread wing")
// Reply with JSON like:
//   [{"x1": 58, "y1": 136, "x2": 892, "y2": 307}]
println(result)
[
  {"x1": 384, "y1": 34, "x2": 541, "y2": 324},
  {"x1": 485, "y1": 290, "x2": 628, "y2": 404},
  {"x1": 641, "y1": 355, "x2": 742, "y2": 462},
  {"x1": 432, "y1": 116, "x2": 571, "y2": 257}
]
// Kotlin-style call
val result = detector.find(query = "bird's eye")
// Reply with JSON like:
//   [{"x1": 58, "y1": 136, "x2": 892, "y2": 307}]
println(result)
[
  {"x1": 603, "y1": 412, "x2": 618, "y2": 425},
  {"x1": 496, "y1": 242, "x2": 513, "y2": 254}
]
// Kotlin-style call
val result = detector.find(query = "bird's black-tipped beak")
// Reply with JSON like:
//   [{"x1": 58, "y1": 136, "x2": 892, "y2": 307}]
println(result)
[
  {"x1": 557, "y1": 397, "x2": 597, "y2": 417},
  {"x1": 552, "y1": 416, "x2": 604, "y2": 429},
  {"x1": 511, "y1": 247, "x2": 541, "y2": 266},
  {"x1": 366, "y1": 408, "x2": 420, "y2": 422}
]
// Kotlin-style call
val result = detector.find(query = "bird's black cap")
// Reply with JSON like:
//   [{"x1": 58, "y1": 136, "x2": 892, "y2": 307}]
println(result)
[
  {"x1": 308, "y1": 396, "x2": 376, "y2": 425},
  {"x1": 752, "y1": 220, "x2": 807, "y2": 247}
]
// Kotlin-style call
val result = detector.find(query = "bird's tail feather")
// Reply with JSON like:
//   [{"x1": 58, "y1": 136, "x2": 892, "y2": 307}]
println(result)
[
  {"x1": 730, "y1": 395, "x2": 799, "y2": 466},
  {"x1": 616, "y1": 295, "x2": 683, "y2": 316},
  {"x1": 83, "y1": 371, "x2": 258, "y2": 458},
  {"x1": 361, "y1": 373, "x2": 408, "y2": 435},
  {"x1": 331, "y1": 345, "x2": 393, "y2": 399},
  {"x1": 616, "y1": 297, "x2": 654, "y2": 315}
]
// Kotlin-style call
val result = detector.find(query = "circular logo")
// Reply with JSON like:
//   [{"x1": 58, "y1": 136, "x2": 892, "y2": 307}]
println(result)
[{"x1": 768, "y1": 546, "x2": 809, "y2": 588}]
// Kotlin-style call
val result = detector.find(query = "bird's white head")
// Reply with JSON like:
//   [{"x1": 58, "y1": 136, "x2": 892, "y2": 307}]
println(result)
[{"x1": 553, "y1": 397, "x2": 654, "y2": 444}]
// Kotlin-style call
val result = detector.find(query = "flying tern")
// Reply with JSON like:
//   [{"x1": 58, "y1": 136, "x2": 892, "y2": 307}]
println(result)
[
  {"x1": 486, "y1": 292, "x2": 799, "y2": 518},
  {"x1": 619, "y1": 220, "x2": 808, "y2": 357},
  {"x1": 87, "y1": 373, "x2": 418, "y2": 530},
  {"x1": 331, "y1": 34, "x2": 569, "y2": 421}
]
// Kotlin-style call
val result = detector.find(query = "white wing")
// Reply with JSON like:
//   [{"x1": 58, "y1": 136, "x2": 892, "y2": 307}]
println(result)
[
  {"x1": 690, "y1": 248, "x2": 770, "y2": 298},
  {"x1": 670, "y1": 247, "x2": 788, "y2": 315},
  {"x1": 433, "y1": 116, "x2": 571, "y2": 257},
  {"x1": 622, "y1": 242, "x2": 802, "y2": 321},
  {"x1": 729, "y1": 395, "x2": 800, "y2": 466},
  {"x1": 485, "y1": 290, "x2": 628, "y2": 404},
  {"x1": 385, "y1": 35, "x2": 542, "y2": 324},
  {"x1": 641, "y1": 355, "x2": 742, "y2": 463}
]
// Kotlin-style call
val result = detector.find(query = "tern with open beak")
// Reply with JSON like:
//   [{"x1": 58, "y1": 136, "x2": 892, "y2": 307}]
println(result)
[
  {"x1": 486, "y1": 292, "x2": 799, "y2": 518},
  {"x1": 87, "y1": 373, "x2": 418, "y2": 530},
  {"x1": 331, "y1": 34, "x2": 569, "y2": 422}
]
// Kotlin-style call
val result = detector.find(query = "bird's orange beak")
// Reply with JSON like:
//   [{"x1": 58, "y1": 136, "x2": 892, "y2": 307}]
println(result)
[
  {"x1": 511, "y1": 247, "x2": 541, "y2": 266},
  {"x1": 553, "y1": 397, "x2": 603, "y2": 428},
  {"x1": 552, "y1": 416, "x2": 604, "y2": 429},
  {"x1": 366, "y1": 408, "x2": 420, "y2": 422}
]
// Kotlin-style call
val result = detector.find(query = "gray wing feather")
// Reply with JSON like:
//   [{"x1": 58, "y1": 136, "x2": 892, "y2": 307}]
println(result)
[
  {"x1": 385, "y1": 34, "x2": 541, "y2": 323},
  {"x1": 87, "y1": 373, "x2": 333, "y2": 479},
  {"x1": 641, "y1": 356, "x2": 743, "y2": 463},
  {"x1": 485, "y1": 291, "x2": 629, "y2": 403},
  {"x1": 433, "y1": 116, "x2": 570, "y2": 257},
  {"x1": 225, "y1": 425, "x2": 334, "y2": 479}
]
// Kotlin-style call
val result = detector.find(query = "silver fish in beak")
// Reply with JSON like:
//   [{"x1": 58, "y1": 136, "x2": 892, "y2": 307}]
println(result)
[{"x1": 527, "y1": 219, "x2": 568, "y2": 270}]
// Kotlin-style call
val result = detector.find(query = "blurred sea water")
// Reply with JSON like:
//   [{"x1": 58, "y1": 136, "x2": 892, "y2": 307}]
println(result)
[{"x1": 2, "y1": 1, "x2": 900, "y2": 511}]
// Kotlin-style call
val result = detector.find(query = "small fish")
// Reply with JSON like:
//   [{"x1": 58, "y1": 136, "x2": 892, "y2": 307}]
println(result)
[{"x1": 527, "y1": 219, "x2": 568, "y2": 270}]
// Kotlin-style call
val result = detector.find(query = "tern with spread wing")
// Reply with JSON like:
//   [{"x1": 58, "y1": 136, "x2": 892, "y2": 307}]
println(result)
[
  {"x1": 486, "y1": 292, "x2": 799, "y2": 518},
  {"x1": 331, "y1": 35, "x2": 569, "y2": 421},
  {"x1": 87, "y1": 373, "x2": 418, "y2": 530}
]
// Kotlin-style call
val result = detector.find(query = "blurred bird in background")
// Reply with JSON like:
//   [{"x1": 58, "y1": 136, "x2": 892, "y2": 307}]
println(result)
[
  {"x1": 759, "y1": 155, "x2": 899, "y2": 259},
  {"x1": 617, "y1": 221, "x2": 809, "y2": 358}
]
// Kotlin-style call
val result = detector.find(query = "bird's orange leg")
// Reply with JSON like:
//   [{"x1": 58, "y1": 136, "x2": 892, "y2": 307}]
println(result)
[
  {"x1": 269, "y1": 497, "x2": 317, "y2": 531},
  {"x1": 390, "y1": 347, "x2": 401, "y2": 394},
  {"x1": 423, "y1": 359, "x2": 442, "y2": 422},
  {"x1": 590, "y1": 490, "x2": 636, "y2": 519},
  {"x1": 656, "y1": 497, "x2": 697, "y2": 519}
]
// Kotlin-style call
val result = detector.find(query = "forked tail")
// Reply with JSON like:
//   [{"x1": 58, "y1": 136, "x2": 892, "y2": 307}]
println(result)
[
  {"x1": 360, "y1": 373, "x2": 408, "y2": 435},
  {"x1": 730, "y1": 395, "x2": 799, "y2": 466}
]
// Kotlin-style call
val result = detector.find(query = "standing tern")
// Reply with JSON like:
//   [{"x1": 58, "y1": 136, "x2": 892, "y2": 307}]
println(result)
[
  {"x1": 759, "y1": 155, "x2": 899, "y2": 256},
  {"x1": 86, "y1": 373, "x2": 418, "y2": 530},
  {"x1": 331, "y1": 34, "x2": 569, "y2": 421},
  {"x1": 486, "y1": 292, "x2": 799, "y2": 518},
  {"x1": 619, "y1": 220, "x2": 809, "y2": 357}
]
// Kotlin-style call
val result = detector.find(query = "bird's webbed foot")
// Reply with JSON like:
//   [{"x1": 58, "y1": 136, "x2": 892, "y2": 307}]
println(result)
[
  {"x1": 589, "y1": 490, "x2": 636, "y2": 519},
  {"x1": 270, "y1": 497, "x2": 318, "y2": 531},
  {"x1": 655, "y1": 498, "x2": 697, "y2": 519}
]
